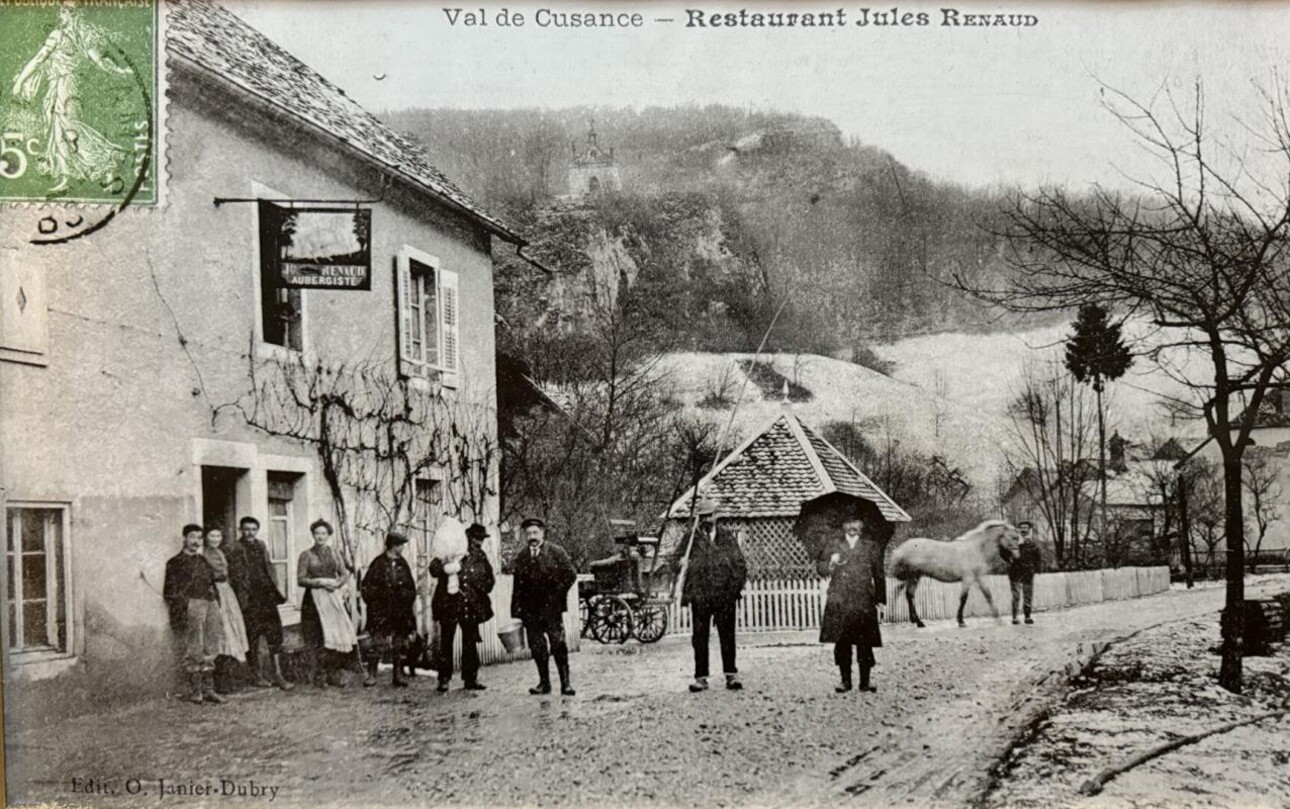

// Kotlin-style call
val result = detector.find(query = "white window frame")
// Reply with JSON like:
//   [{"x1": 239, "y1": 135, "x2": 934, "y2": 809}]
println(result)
[
  {"x1": 5, "y1": 503, "x2": 73, "y2": 659},
  {"x1": 396, "y1": 246, "x2": 459, "y2": 389},
  {"x1": 267, "y1": 488, "x2": 294, "y2": 605}
]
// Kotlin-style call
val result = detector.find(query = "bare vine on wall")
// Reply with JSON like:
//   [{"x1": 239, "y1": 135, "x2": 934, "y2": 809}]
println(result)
[{"x1": 219, "y1": 337, "x2": 500, "y2": 568}]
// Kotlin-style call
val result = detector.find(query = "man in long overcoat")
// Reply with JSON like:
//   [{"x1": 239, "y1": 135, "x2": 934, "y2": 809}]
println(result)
[
  {"x1": 681, "y1": 499, "x2": 748, "y2": 692},
  {"x1": 360, "y1": 531, "x2": 418, "y2": 688},
  {"x1": 224, "y1": 516, "x2": 292, "y2": 690},
  {"x1": 511, "y1": 518, "x2": 578, "y2": 695},
  {"x1": 429, "y1": 523, "x2": 495, "y2": 692},
  {"x1": 817, "y1": 516, "x2": 887, "y2": 693}
]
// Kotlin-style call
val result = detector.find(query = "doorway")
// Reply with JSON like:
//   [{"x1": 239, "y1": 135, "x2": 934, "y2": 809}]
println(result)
[{"x1": 202, "y1": 466, "x2": 245, "y2": 536}]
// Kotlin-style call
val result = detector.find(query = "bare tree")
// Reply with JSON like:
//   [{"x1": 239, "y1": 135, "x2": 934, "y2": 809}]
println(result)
[
  {"x1": 956, "y1": 78, "x2": 1290, "y2": 691},
  {"x1": 1242, "y1": 449, "x2": 1284, "y2": 572},
  {"x1": 1002, "y1": 358, "x2": 1099, "y2": 567}
]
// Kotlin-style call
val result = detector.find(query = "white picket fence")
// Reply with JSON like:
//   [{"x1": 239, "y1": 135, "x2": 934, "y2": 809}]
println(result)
[
  {"x1": 441, "y1": 574, "x2": 581, "y2": 670},
  {"x1": 665, "y1": 566, "x2": 1171, "y2": 636}
]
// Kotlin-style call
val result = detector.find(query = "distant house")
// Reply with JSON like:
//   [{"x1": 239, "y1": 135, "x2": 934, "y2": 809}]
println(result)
[
  {"x1": 1189, "y1": 389, "x2": 1290, "y2": 558},
  {"x1": 660, "y1": 408, "x2": 909, "y2": 579}
]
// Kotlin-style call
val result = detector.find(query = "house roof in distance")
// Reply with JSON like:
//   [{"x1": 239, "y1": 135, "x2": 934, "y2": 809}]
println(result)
[
  {"x1": 168, "y1": 1, "x2": 522, "y2": 243},
  {"x1": 666, "y1": 409, "x2": 911, "y2": 522}
]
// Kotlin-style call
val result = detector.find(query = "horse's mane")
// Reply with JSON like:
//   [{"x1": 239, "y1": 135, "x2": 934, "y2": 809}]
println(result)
[{"x1": 953, "y1": 519, "x2": 1009, "y2": 542}]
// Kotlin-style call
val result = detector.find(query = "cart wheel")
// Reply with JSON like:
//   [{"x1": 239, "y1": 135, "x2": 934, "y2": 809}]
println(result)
[
  {"x1": 590, "y1": 595, "x2": 633, "y2": 644},
  {"x1": 635, "y1": 604, "x2": 669, "y2": 644},
  {"x1": 579, "y1": 598, "x2": 592, "y2": 638}
]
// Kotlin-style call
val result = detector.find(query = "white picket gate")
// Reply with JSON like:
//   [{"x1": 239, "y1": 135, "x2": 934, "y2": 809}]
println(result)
[{"x1": 665, "y1": 566, "x2": 1171, "y2": 636}]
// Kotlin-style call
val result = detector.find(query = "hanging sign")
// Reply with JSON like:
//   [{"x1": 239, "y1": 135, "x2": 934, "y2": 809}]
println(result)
[{"x1": 258, "y1": 201, "x2": 372, "y2": 290}]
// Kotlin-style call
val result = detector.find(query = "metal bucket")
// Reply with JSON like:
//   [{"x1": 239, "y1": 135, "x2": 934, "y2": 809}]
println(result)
[{"x1": 498, "y1": 620, "x2": 525, "y2": 653}]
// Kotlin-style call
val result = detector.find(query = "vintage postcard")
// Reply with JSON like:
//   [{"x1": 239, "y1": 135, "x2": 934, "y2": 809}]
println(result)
[{"x1": 3, "y1": 0, "x2": 1290, "y2": 807}]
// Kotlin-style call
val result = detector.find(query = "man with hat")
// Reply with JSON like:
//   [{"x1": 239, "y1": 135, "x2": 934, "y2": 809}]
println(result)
[
  {"x1": 163, "y1": 523, "x2": 226, "y2": 705},
  {"x1": 360, "y1": 531, "x2": 417, "y2": 688},
  {"x1": 681, "y1": 498, "x2": 748, "y2": 692},
  {"x1": 224, "y1": 515, "x2": 293, "y2": 690},
  {"x1": 511, "y1": 517, "x2": 578, "y2": 695},
  {"x1": 429, "y1": 522, "x2": 495, "y2": 692},
  {"x1": 1007, "y1": 521, "x2": 1043, "y2": 625}
]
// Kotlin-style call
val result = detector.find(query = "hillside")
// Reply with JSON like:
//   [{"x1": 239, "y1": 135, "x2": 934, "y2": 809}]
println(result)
[
  {"x1": 653, "y1": 351, "x2": 1015, "y2": 498},
  {"x1": 387, "y1": 105, "x2": 1030, "y2": 352},
  {"x1": 874, "y1": 320, "x2": 1215, "y2": 447}
]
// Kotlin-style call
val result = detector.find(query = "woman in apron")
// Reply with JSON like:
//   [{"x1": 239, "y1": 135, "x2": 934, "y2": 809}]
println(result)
[
  {"x1": 204, "y1": 527, "x2": 250, "y2": 691},
  {"x1": 298, "y1": 519, "x2": 357, "y2": 687}
]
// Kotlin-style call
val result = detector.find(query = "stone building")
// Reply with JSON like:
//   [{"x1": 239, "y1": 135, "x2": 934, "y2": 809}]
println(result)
[{"x1": 0, "y1": 1, "x2": 522, "y2": 695}]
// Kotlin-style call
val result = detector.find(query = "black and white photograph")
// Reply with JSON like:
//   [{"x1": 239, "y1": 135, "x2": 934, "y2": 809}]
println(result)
[{"x1": 2, "y1": 1, "x2": 1290, "y2": 807}]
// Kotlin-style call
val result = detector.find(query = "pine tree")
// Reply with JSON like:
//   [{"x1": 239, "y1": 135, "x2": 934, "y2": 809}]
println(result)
[{"x1": 1064, "y1": 303, "x2": 1133, "y2": 565}]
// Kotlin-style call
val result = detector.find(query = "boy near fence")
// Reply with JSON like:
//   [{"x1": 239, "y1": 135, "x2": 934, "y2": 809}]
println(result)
[{"x1": 1008, "y1": 521, "x2": 1043, "y2": 624}]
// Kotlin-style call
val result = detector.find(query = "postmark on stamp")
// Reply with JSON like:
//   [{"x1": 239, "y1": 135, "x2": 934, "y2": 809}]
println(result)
[{"x1": 1, "y1": 0, "x2": 159, "y2": 209}]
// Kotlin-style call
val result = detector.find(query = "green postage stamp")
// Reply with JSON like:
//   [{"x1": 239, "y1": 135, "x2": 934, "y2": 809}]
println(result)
[{"x1": 1, "y1": 0, "x2": 160, "y2": 206}]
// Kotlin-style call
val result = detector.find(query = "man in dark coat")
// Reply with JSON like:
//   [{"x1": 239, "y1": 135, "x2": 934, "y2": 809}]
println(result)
[
  {"x1": 163, "y1": 523, "x2": 225, "y2": 705},
  {"x1": 429, "y1": 523, "x2": 495, "y2": 692},
  {"x1": 817, "y1": 516, "x2": 887, "y2": 693},
  {"x1": 1008, "y1": 521, "x2": 1043, "y2": 625},
  {"x1": 681, "y1": 499, "x2": 748, "y2": 693},
  {"x1": 511, "y1": 518, "x2": 578, "y2": 696},
  {"x1": 360, "y1": 531, "x2": 418, "y2": 688},
  {"x1": 224, "y1": 516, "x2": 292, "y2": 690}
]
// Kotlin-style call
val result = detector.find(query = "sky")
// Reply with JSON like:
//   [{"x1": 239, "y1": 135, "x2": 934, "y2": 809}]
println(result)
[{"x1": 224, "y1": 1, "x2": 1290, "y2": 191}]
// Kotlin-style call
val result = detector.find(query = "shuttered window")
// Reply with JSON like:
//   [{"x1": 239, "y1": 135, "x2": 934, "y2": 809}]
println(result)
[{"x1": 396, "y1": 246, "x2": 459, "y2": 387}]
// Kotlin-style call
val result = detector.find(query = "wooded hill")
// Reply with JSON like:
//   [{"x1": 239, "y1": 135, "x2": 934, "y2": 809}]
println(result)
[{"x1": 385, "y1": 105, "x2": 1050, "y2": 356}]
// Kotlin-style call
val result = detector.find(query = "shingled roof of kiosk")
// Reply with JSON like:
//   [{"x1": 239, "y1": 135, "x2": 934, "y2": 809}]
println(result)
[
  {"x1": 667, "y1": 410, "x2": 911, "y2": 523},
  {"x1": 168, "y1": 0, "x2": 522, "y2": 242}
]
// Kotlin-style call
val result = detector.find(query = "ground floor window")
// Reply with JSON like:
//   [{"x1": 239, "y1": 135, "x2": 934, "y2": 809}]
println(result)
[
  {"x1": 5, "y1": 505, "x2": 70, "y2": 654},
  {"x1": 267, "y1": 473, "x2": 300, "y2": 601}
]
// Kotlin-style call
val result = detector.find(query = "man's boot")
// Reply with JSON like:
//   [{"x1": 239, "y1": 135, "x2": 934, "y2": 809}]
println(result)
[
  {"x1": 529, "y1": 654, "x2": 552, "y2": 695},
  {"x1": 858, "y1": 664, "x2": 876, "y2": 693},
  {"x1": 555, "y1": 650, "x2": 575, "y2": 696},
  {"x1": 188, "y1": 671, "x2": 205, "y2": 705},
  {"x1": 202, "y1": 671, "x2": 226, "y2": 704},
  {"x1": 836, "y1": 665, "x2": 852, "y2": 693},
  {"x1": 271, "y1": 654, "x2": 293, "y2": 691},
  {"x1": 247, "y1": 651, "x2": 273, "y2": 688},
  {"x1": 363, "y1": 657, "x2": 379, "y2": 687},
  {"x1": 392, "y1": 650, "x2": 408, "y2": 688}
]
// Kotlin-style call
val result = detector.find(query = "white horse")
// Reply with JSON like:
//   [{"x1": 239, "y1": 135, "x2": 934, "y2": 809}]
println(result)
[{"x1": 890, "y1": 520, "x2": 1021, "y2": 628}]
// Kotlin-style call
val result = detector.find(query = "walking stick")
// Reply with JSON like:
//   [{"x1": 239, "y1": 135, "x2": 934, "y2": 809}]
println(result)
[{"x1": 672, "y1": 296, "x2": 790, "y2": 602}]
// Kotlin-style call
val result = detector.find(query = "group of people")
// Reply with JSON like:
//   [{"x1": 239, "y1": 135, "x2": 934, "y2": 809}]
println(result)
[
  {"x1": 163, "y1": 518, "x2": 294, "y2": 704},
  {"x1": 164, "y1": 504, "x2": 1045, "y2": 705},
  {"x1": 162, "y1": 514, "x2": 583, "y2": 702}
]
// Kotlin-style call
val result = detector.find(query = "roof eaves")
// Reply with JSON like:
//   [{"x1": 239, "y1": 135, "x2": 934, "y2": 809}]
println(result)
[
  {"x1": 801, "y1": 420, "x2": 912, "y2": 522},
  {"x1": 665, "y1": 412, "x2": 792, "y2": 517},
  {"x1": 172, "y1": 54, "x2": 526, "y2": 245}
]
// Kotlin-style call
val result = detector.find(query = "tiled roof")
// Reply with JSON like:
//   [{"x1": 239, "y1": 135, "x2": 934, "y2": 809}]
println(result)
[
  {"x1": 168, "y1": 1, "x2": 521, "y2": 242},
  {"x1": 667, "y1": 411, "x2": 910, "y2": 522}
]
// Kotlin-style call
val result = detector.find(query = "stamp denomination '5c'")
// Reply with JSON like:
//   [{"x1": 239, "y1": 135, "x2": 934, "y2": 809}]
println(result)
[{"x1": 1, "y1": 0, "x2": 159, "y2": 206}]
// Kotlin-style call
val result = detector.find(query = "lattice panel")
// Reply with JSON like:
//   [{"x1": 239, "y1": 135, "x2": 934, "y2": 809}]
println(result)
[{"x1": 732, "y1": 518, "x2": 816, "y2": 580}]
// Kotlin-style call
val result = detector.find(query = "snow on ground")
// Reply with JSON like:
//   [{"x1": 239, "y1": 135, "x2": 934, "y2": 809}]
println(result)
[
  {"x1": 655, "y1": 351, "x2": 1013, "y2": 493},
  {"x1": 986, "y1": 577, "x2": 1290, "y2": 809},
  {"x1": 874, "y1": 321, "x2": 1214, "y2": 446}
]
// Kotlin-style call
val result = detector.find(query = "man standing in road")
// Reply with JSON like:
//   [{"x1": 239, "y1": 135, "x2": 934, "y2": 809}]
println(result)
[
  {"x1": 224, "y1": 516, "x2": 292, "y2": 690},
  {"x1": 817, "y1": 515, "x2": 887, "y2": 693},
  {"x1": 681, "y1": 498, "x2": 748, "y2": 693},
  {"x1": 1009, "y1": 521, "x2": 1043, "y2": 625},
  {"x1": 511, "y1": 518, "x2": 578, "y2": 696}
]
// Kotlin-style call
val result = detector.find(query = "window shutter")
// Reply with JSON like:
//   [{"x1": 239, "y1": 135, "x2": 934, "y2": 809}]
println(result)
[
  {"x1": 439, "y1": 268, "x2": 460, "y2": 386},
  {"x1": 0, "y1": 260, "x2": 48, "y2": 362},
  {"x1": 396, "y1": 252, "x2": 416, "y2": 377}
]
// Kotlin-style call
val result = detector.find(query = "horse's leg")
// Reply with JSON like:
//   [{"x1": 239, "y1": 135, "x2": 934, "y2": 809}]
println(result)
[
  {"x1": 957, "y1": 581, "x2": 970, "y2": 627},
  {"x1": 977, "y1": 574, "x2": 1001, "y2": 622},
  {"x1": 906, "y1": 578, "x2": 924, "y2": 628}
]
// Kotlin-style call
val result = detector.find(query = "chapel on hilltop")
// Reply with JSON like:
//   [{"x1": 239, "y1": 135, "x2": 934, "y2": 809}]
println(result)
[{"x1": 567, "y1": 118, "x2": 622, "y2": 197}]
